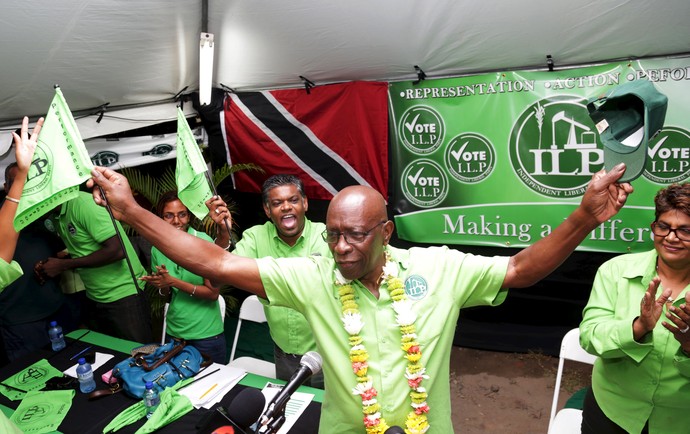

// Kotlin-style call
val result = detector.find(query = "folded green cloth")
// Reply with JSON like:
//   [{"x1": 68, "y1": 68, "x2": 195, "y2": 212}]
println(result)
[
  {"x1": 135, "y1": 388, "x2": 193, "y2": 434},
  {"x1": 10, "y1": 389, "x2": 75, "y2": 433},
  {"x1": 103, "y1": 379, "x2": 195, "y2": 433},
  {"x1": 1, "y1": 359, "x2": 64, "y2": 401}
]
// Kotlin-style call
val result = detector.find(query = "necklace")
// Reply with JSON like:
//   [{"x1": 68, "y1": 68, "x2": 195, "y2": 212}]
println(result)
[{"x1": 336, "y1": 251, "x2": 430, "y2": 434}]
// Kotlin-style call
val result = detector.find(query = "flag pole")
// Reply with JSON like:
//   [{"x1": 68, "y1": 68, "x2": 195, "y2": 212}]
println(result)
[
  {"x1": 97, "y1": 184, "x2": 144, "y2": 294},
  {"x1": 203, "y1": 170, "x2": 232, "y2": 240}
]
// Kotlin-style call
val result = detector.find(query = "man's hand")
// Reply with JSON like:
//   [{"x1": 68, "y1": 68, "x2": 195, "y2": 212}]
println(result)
[
  {"x1": 87, "y1": 166, "x2": 138, "y2": 223},
  {"x1": 11, "y1": 116, "x2": 43, "y2": 174},
  {"x1": 579, "y1": 163, "x2": 634, "y2": 225},
  {"x1": 205, "y1": 195, "x2": 232, "y2": 226},
  {"x1": 40, "y1": 257, "x2": 68, "y2": 278},
  {"x1": 205, "y1": 195, "x2": 233, "y2": 249}
]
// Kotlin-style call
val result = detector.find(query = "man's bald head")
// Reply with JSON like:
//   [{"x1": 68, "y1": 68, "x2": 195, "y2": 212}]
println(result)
[{"x1": 328, "y1": 185, "x2": 387, "y2": 222}]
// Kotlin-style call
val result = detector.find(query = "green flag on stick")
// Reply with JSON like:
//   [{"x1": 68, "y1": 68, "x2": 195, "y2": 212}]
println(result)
[
  {"x1": 14, "y1": 87, "x2": 94, "y2": 231},
  {"x1": 175, "y1": 108, "x2": 212, "y2": 220}
]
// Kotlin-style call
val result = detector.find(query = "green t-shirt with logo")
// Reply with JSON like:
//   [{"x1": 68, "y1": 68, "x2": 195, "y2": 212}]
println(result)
[
  {"x1": 151, "y1": 227, "x2": 223, "y2": 340},
  {"x1": 54, "y1": 192, "x2": 144, "y2": 303},
  {"x1": 234, "y1": 218, "x2": 331, "y2": 355}
]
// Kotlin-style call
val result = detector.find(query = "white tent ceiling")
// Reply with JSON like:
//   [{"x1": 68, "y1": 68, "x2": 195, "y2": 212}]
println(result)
[{"x1": 1, "y1": 0, "x2": 689, "y2": 131}]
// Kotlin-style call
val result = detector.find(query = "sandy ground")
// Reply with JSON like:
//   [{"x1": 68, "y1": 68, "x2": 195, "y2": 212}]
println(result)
[{"x1": 450, "y1": 346, "x2": 593, "y2": 434}]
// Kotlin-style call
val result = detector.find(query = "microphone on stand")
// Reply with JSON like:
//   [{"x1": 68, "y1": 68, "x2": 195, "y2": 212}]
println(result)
[
  {"x1": 197, "y1": 387, "x2": 266, "y2": 434},
  {"x1": 259, "y1": 351, "x2": 322, "y2": 431}
]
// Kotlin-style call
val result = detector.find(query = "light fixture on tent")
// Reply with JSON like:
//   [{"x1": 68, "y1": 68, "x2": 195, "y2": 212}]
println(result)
[{"x1": 199, "y1": 32, "x2": 214, "y2": 105}]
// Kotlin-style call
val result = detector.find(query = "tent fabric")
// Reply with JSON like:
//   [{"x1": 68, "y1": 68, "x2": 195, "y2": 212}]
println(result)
[{"x1": 1, "y1": 1, "x2": 689, "y2": 129}]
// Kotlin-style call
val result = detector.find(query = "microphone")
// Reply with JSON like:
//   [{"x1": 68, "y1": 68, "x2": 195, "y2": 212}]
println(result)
[
  {"x1": 197, "y1": 387, "x2": 265, "y2": 434},
  {"x1": 211, "y1": 428, "x2": 235, "y2": 434},
  {"x1": 384, "y1": 426, "x2": 405, "y2": 434},
  {"x1": 260, "y1": 351, "x2": 322, "y2": 427}
]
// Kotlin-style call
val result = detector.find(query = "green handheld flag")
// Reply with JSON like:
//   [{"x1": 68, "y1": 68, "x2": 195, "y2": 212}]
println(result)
[
  {"x1": 14, "y1": 87, "x2": 94, "y2": 231},
  {"x1": 175, "y1": 108, "x2": 212, "y2": 220}
]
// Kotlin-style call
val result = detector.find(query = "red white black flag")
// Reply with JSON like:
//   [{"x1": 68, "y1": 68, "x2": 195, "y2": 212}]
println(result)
[{"x1": 222, "y1": 81, "x2": 389, "y2": 200}]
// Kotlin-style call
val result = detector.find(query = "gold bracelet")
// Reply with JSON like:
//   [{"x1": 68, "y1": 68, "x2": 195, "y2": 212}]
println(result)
[
  {"x1": 190, "y1": 285, "x2": 197, "y2": 296},
  {"x1": 5, "y1": 196, "x2": 20, "y2": 204}
]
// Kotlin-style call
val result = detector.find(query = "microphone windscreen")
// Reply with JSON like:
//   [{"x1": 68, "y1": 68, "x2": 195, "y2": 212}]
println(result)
[
  {"x1": 210, "y1": 427, "x2": 235, "y2": 434},
  {"x1": 300, "y1": 351, "x2": 323, "y2": 375},
  {"x1": 227, "y1": 387, "x2": 266, "y2": 429}
]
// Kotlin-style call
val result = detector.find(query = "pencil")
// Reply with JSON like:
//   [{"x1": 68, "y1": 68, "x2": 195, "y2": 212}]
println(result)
[
  {"x1": 198, "y1": 383, "x2": 218, "y2": 400},
  {"x1": 70, "y1": 346, "x2": 93, "y2": 361}
]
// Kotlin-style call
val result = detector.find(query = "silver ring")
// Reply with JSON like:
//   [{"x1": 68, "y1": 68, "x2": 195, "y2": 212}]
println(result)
[
  {"x1": 215, "y1": 208, "x2": 220, "y2": 214},
  {"x1": 680, "y1": 325, "x2": 689, "y2": 334}
]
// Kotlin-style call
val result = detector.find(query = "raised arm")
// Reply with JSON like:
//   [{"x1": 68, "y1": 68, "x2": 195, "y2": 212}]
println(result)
[
  {"x1": 0, "y1": 116, "x2": 42, "y2": 263},
  {"x1": 88, "y1": 166, "x2": 266, "y2": 297},
  {"x1": 503, "y1": 163, "x2": 633, "y2": 288}
]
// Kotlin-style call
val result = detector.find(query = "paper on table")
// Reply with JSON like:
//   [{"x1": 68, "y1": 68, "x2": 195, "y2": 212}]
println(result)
[
  {"x1": 63, "y1": 352, "x2": 114, "y2": 378},
  {"x1": 179, "y1": 363, "x2": 246, "y2": 409},
  {"x1": 256, "y1": 382, "x2": 314, "y2": 434}
]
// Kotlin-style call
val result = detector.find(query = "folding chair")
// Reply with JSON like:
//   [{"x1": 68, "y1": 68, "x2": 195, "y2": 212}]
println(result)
[
  {"x1": 228, "y1": 295, "x2": 276, "y2": 378},
  {"x1": 547, "y1": 328, "x2": 597, "y2": 434},
  {"x1": 218, "y1": 295, "x2": 226, "y2": 324}
]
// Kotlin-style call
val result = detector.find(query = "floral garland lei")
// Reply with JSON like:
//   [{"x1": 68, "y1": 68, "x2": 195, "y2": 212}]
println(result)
[{"x1": 336, "y1": 251, "x2": 430, "y2": 434}]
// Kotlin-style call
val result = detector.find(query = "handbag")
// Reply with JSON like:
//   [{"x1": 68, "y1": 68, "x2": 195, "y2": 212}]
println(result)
[{"x1": 111, "y1": 340, "x2": 206, "y2": 398}]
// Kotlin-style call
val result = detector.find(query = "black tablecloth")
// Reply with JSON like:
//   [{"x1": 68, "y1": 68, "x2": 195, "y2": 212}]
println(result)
[{"x1": 0, "y1": 338, "x2": 320, "y2": 434}]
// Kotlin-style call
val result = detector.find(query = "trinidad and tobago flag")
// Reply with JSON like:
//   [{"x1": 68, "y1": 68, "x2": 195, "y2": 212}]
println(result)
[{"x1": 222, "y1": 81, "x2": 388, "y2": 200}]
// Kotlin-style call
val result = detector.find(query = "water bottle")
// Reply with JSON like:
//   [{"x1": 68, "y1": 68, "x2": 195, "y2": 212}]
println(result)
[
  {"x1": 143, "y1": 381, "x2": 160, "y2": 418},
  {"x1": 76, "y1": 357, "x2": 96, "y2": 393},
  {"x1": 48, "y1": 321, "x2": 66, "y2": 351}
]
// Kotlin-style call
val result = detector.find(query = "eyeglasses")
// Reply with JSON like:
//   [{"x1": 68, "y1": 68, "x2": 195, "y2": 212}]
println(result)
[
  {"x1": 651, "y1": 222, "x2": 690, "y2": 241},
  {"x1": 322, "y1": 221, "x2": 386, "y2": 244},
  {"x1": 162, "y1": 211, "x2": 189, "y2": 221}
]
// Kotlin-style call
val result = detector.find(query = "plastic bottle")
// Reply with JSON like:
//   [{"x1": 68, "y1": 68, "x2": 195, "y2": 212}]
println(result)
[
  {"x1": 48, "y1": 321, "x2": 66, "y2": 351},
  {"x1": 143, "y1": 381, "x2": 160, "y2": 418},
  {"x1": 76, "y1": 357, "x2": 96, "y2": 393}
]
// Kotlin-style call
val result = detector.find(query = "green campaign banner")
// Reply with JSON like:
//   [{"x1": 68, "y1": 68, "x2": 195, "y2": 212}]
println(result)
[{"x1": 389, "y1": 58, "x2": 690, "y2": 253}]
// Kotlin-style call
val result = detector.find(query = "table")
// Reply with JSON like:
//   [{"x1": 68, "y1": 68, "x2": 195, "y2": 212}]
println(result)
[{"x1": 0, "y1": 330, "x2": 322, "y2": 434}]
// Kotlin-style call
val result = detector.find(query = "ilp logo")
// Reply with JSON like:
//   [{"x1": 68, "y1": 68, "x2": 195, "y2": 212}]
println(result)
[
  {"x1": 398, "y1": 106, "x2": 445, "y2": 154},
  {"x1": 401, "y1": 159, "x2": 449, "y2": 208},
  {"x1": 404, "y1": 275, "x2": 428, "y2": 301},
  {"x1": 509, "y1": 96, "x2": 603, "y2": 198},
  {"x1": 23, "y1": 143, "x2": 53, "y2": 196},
  {"x1": 444, "y1": 133, "x2": 495, "y2": 183},
  {"x1": 643, "y1": 127, "x2": 690, "y2": 184}
]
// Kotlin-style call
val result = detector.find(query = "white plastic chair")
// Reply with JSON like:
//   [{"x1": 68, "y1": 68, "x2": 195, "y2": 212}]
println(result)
[
  {"x1": 547, "y1": 328, "x2": 597, "y2": 434},
  {"x1": 218, "y1": 295, "x2": 226, "y2": 324},
  {"x1": 228, "y1": 295, "x2": 276, "y2": 378}
]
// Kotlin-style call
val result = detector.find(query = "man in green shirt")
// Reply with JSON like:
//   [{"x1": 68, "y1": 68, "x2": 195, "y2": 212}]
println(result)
[
  {"x1": 209, "y1": 174, "x2": 329, "y2": 387},
  {"x1": 38, "y1": 192, "x2": 152, "y2": 344},
  {"x1": 90, "y1": 163, "x2": 632, "y2": 433}
]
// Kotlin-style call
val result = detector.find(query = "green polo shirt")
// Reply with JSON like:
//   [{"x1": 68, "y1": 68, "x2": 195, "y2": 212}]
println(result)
[
  {"x1": 234, "y1": 218, "x2": 330, "y2": 355},
  {"x1": 151, "y1": 227, "x2": 223, "y2": 340},
  {"x1": 259, "y1": 245, "x2": 509, "y2": 434},
  {"x1": 580, "y1": 249, "x2": 690, "y2": 434},
  {"x1": 0, "y1": 260, "x2": 22, "y2": 292},
  {"x1": 54, "y1": 192, "x2": 145, "y2": 303}
]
